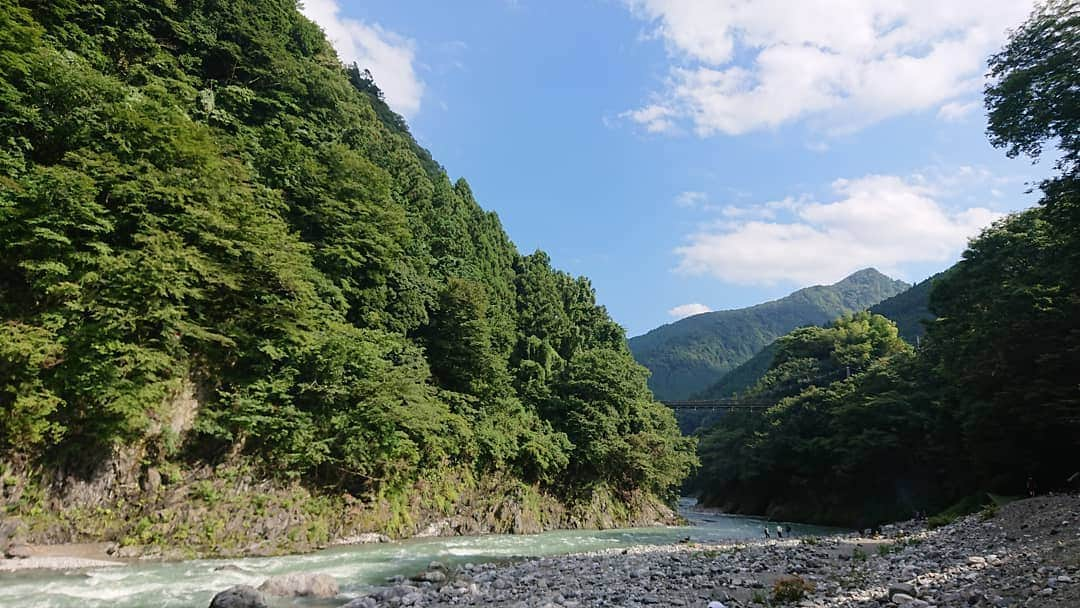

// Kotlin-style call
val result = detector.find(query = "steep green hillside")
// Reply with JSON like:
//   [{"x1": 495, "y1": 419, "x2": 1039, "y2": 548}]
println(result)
[
  {"x1": 0, "y1": 0, "x2": 694, "y2": 550},
  {"x1": 694, "y1": 341, "x2": 779, "y2": 399},
  {"x1": 869, "y1": 273, "x2": 944, "y2": 344},
  {"x1": 629, "y1": 269, "x2": 908, "y2": 399}
]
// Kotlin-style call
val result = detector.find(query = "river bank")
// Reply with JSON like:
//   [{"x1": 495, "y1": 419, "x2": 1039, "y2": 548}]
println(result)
[
  {"x1": 0, "y1": 461, "x2": 681, "y2": 561},
  {"x1": 337, "y1": 494, "x2": 1078, "y2": 608}
]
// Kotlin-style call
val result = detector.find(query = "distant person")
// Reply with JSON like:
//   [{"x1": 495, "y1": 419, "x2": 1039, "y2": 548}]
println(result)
[
  {"x1": 1027, "y1": 475, "x2": 1037, "y2": 497},
  {"x1": 763, "y1": 526, "x2": 770, "y2": 539},
  {"x1": 776, "y1": 525, "x2": 783, "y2": 539},
  {"x1": 785, "y1": 525, "x2": 792, "y2": 537}
]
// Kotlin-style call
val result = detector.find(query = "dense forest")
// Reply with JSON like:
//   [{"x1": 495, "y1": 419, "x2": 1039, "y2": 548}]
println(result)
[
  {"x1": 692, "y1": 273, "x2": 938, "y2": 407},
  {"x1": 690, "y1": 0, "x2": 1080, "y2": 527},
  {"x1": 629, "y1": 268, "x2": 908, "y2": 400},
  {"x1": 0, "y1": 0, "x2": 695, "y2": 546}
]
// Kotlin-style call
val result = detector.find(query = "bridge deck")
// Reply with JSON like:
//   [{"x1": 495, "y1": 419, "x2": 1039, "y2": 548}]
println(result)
[{"x1": 660, "y1": 400, "x2": 771, "y2": 410}]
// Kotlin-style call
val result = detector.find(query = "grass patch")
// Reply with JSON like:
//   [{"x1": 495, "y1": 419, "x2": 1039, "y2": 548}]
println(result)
[{"x1": 927, "y1": 493, "x2": 991, "y2": 529}]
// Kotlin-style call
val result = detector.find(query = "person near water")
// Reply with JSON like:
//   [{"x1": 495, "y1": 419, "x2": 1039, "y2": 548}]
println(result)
[
  {"x1": 785, "y1": 525, "x2": 792, "y2": 537},
  {"x1": 763, "y1": 526, "x2": 770, "y2": 539},
  {"x1": 776, "y1": 525, "x2": 783, "y2": 539},
  {"x1": 1027, "y1": 474, "x2": 1037, "y2": 497}
]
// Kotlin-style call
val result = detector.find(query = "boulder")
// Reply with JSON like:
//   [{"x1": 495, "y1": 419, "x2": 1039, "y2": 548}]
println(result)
[
  {"x1": 888, "y1": 583, "x2": 918, "y2": 599},
  {"x1": 258, "y1": 573, "x2": 339, "y2": 598},
  {"x1": 208, "y1": 585, "x2": 267, "y2": 608},
  {"x1": 413, "y1": 569, "x2": 447, "y2": 584},
  {"x1": 891, "y1": 593, "x2": 916, "y2": 605},
  {"x1": 342, "y1": 598, "x2": 378, "y2": 608},
  {"x1": 0, "y1": 519, "x2": 21, "y2": 547},
  {"x1": 4, "y1": 542, "x2": 32, "y2": 559}
]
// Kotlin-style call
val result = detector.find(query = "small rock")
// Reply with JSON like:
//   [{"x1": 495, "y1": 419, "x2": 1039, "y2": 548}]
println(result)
[
  {"x1": 208, "y1": 585, "x2": 267, "y2": 608},
  {"x1": 892, "y1": 592, "x2": 916, "y2": 605},
  {"x1": 414, "y1": 570, "x2": 447, "y2": 584}
]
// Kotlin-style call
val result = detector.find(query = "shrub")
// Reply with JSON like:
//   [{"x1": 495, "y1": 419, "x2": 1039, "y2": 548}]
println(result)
[{"x1": 772, "y1": 575, "x2": 815, "y2": 603}]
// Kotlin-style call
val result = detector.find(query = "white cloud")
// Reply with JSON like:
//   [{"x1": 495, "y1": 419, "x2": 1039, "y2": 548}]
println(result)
[
  {"x1": 668, "y1": 303, "x2": 712, "y2": 318},
  {"x1": 300, "y1": 0, "x2": 424, "y2": 116},
  {"x1": 674, "y1": 172, "x2": 1003, "y2": 285},
  {"x1": 623, "y1": 0, "x2": 1033, "y2": 136},
  {"x1": 937, "y1": 100, "x2": 981, "y2": 122},
  {"x1": 675, "y1": 191, "x2": 708, "y2": 207},
  {"x1": 621, "y1": 105, "x2": 679, "y2": 133}
]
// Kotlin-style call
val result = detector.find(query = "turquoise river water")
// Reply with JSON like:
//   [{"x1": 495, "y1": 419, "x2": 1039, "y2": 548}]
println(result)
[{"x1": 0, "y1": 499, "x2": 841, "y2": 607}]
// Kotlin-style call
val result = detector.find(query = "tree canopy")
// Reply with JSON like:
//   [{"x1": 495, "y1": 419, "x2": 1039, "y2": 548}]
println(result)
[{"x1": 0, "y1": 0, "x2": 695, "y2": 504}]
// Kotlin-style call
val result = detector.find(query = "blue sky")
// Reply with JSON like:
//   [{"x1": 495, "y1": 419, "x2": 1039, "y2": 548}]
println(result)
[{"x1": 300, "y1": 0, "x2": 1044, "y2": 336}]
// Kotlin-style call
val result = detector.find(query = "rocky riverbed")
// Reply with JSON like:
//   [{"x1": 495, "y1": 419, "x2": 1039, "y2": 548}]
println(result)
[{"x1": 319, "y1": 494, "x2": 1078, "y2": 608}]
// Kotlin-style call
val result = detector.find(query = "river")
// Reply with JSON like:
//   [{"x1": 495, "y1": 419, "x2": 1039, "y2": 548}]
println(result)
[{"x1": 0, "y1": 499, "x2": 841, "y2": 607}]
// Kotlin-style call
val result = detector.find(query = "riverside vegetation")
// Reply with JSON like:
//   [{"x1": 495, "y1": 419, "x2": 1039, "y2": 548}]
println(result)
[
  {"x1": 688, "y1": 0, "x2": 1080, "y2": 529},
  {"x1": 0, "y1": 0, "x2": 695, "y2": 556}
]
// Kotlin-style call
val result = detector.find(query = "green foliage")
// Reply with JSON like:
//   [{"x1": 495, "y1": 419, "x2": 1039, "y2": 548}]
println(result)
[
  {"x1": 690, "y1": 313, "x2": 935, "y2": 526},
  {"x1": 631, "y1": 268, "x2": 908, "y2": 400},
  {"x1": 868, "y1": 273, "x2": 942, "y2": 345},
  {"x1": 986, "y1": 0, "x2": 1080, "y2": 181},
  {"x1": 0, "y1": 0, "x2": 693, "y2": 508},
  {"x1": 927, "y1": 495, "x2": 991, "y2": 529}
]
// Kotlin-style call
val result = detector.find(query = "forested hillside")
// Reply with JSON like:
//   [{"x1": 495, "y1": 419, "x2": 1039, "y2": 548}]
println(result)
[
  {"x1": 687, "y1": 273, "x2": 939, "y2": 412},
  {"x1": 690, "y1": 0, "x2": 1080, "y2": 528},
  {"x1": 629, "y1": 268, "x2": 907, "y2": 399},
  {"x1": 868, "y1": 273, "x2": 941, "y2": 344},
  {"x1": 0, "y1": 0, "x2": 694, "y2": 552}
]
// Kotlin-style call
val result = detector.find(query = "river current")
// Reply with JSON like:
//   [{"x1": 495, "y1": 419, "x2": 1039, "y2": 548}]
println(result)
[{"x1": 0, "y1": 499, "x2": 841, "y2": 607}]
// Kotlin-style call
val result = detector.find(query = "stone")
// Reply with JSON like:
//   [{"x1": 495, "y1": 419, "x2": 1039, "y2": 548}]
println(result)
[
  {"x1": 141, "y1": 467, "x2": 162, "y2": 493},
  {"x1": 891, "y1": 593, "x2": 916, "y2": 605},
  {"x1": 342, "y1": 598, "x2": 377, "y2": 608},
  {"x1": 258, "y1": 573, "x2": 338, "y2": 598},
  {"x1": 889, "y1": 583, "x2": 918, "y2": 599},
  {"x1": 414, "y1": 570, "x2": 447, "y2": 584},
  {"x1": 4, "y1": 542, "x2": 32, "y2": 559},
  {"x1": 208, "y1": 585, "x2": 268, "y2": 608}
]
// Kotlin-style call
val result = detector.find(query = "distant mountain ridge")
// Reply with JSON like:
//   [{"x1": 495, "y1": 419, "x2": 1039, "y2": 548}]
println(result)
[{"x1": 629, "y1": 268, "x2": 909, "y2": 400}]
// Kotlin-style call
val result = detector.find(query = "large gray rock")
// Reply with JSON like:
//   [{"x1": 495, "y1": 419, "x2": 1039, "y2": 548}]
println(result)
[
  {"x1": 4, "y1": 542, "x2": 32, "y2": 559},
  {"x1": 208, "y1": 585, "x2": 267, "y2": 608},
  {"x1": 258, "y1": 572, "x2": 339, "y2": 598},
  {"x1": 888, "y1": 583, "x2": 918, "y2": 599}
]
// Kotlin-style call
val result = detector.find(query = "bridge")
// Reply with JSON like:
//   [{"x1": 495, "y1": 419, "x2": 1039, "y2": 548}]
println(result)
[{"x1": 660, "y1": 399, "x2": 772, "y2": 411}]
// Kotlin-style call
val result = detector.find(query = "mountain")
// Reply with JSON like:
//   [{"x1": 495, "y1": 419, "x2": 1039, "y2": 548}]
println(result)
[
  {"x1": 629, "y1": 269, "x2": 909, "y2": 399},
  {"x1": 694, "y1": 341, "x2": 780, "y2": 400},
  {"x1": 869, "y1": 272, "x2": 944, "y2": 344}
]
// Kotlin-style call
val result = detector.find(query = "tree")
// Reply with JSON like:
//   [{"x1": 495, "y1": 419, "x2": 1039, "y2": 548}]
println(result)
[{"x1": 986, "y1": 0, "x2": 1080, "y2": 181}]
